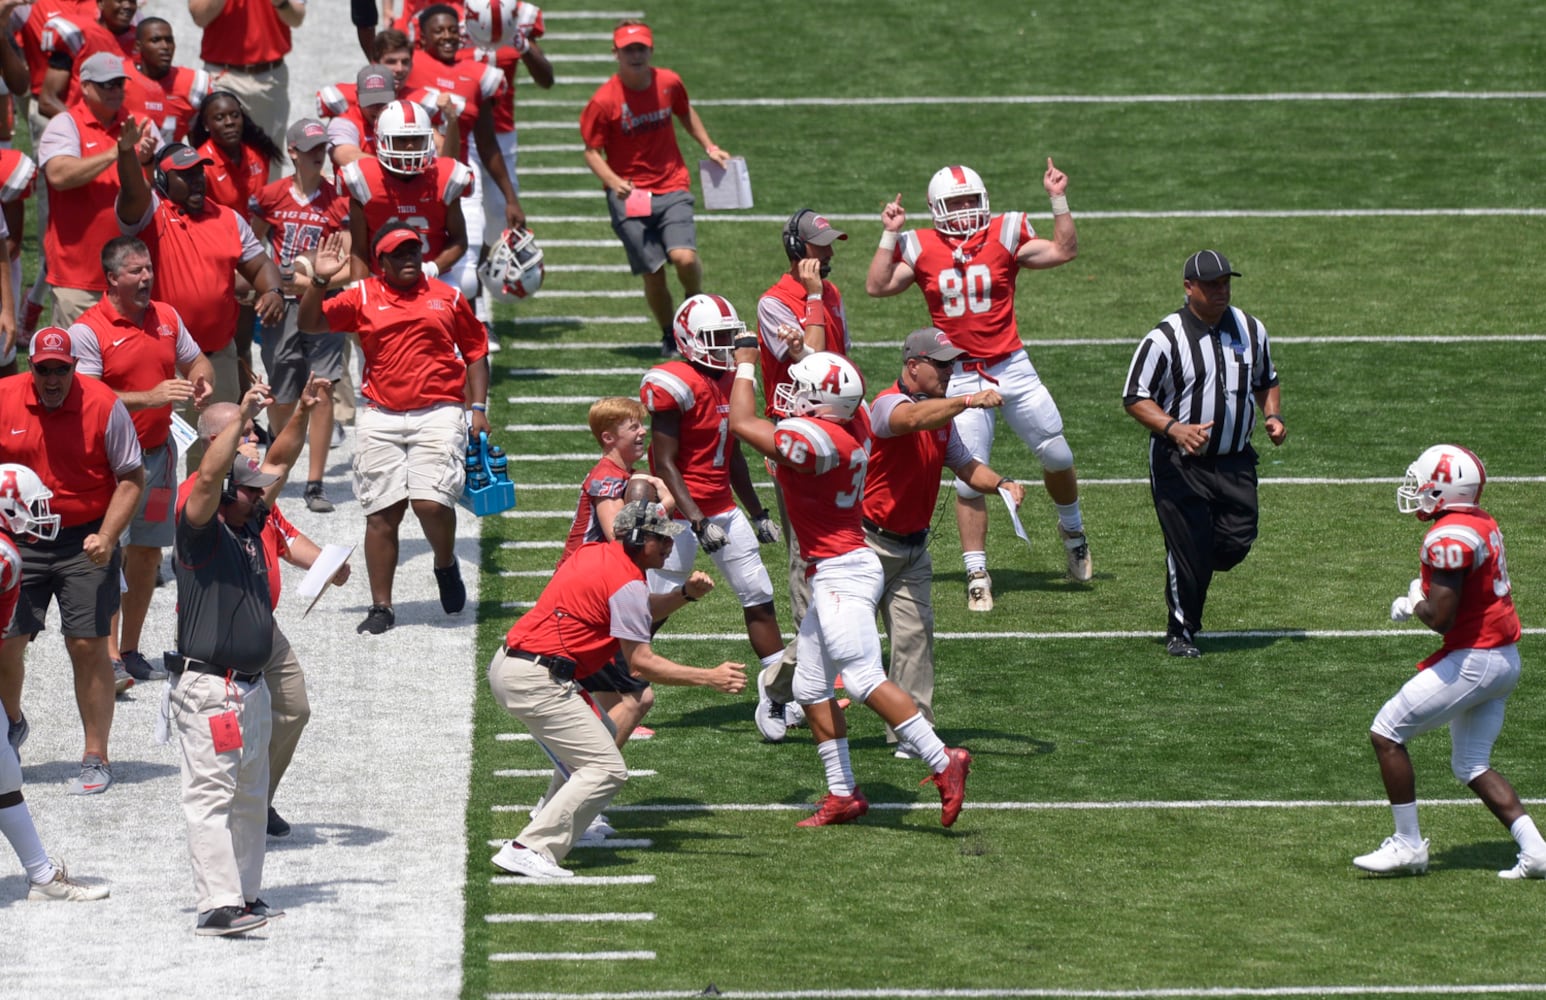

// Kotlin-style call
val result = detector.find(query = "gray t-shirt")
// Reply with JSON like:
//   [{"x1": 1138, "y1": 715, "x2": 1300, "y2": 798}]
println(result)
[{"x1": 174, "y1": 503, "x2": 274, "y2": 671}]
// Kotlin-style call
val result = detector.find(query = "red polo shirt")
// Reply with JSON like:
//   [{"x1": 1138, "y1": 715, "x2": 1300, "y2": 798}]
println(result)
[
  {"x1": 39, "y1": 102, "x2": 129, "y2": 292},
  {"x1": 0, "y1": 373, "x2": 141, "y2": 528},
  {"x1": 503, "y1": 540, "x2": 653, "y2": 678},
  {"x1": 70, "y1": 297, "x2": 201, "y2": 450},
  {"x1": 198, "y1": 0, "x2": 292, "y2": 66},
  {"x1": 198, "y1": 139, "x2": 269, "y2": 214}
]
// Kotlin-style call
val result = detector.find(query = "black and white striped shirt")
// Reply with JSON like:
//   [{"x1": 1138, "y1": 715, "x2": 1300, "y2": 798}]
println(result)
[{"x1": 1122, "y1": 304, "x2": 1278, "y2": 457}]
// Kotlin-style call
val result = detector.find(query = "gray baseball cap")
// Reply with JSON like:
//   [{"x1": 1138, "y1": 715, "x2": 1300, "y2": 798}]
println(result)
[
  {"x1": 80, "y1": 52, "x2": 128, "y2": 84},
  {"x1": 904, "y1": 327, "x2": 966, "y2": 363},
  {"x1": 613, "y1": 501, "x2": 684, "y2": 540},
  {"x1": 357, "y1": 65, "x2": 396, "y2": 107},
  {"x1": 286, "y1": 118, "x2": 329, "y2": 152}
]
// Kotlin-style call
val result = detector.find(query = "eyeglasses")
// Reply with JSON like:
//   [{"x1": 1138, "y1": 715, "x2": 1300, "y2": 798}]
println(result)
[{"x1": 32, "y1": 365, "x2": 73, "y2": 377}]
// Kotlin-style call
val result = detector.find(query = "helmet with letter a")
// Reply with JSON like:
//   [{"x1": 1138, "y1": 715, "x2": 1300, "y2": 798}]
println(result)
[
  {"x1": 774, "y1": 351, "x2": 865, "y2": 423},
  {"x1": 479, "y1": 227, "x2": 545, "y2": 301},
  {"x1": 927, "y1": 164, "x2": 991, "y2": 237},
  {"x1": 671, "y1": 293, "x2": 742, "y2": 372},
  {"x1": 0, "y1": 464, "x2": 60, "y2": 542},
  {"x1": 1397, "y1": 444, "x2": 1486, "y2": 521}
]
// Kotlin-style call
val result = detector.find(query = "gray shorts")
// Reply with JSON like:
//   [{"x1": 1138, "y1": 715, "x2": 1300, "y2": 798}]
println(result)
[
  {"x1": 125, "y1": 442, "x2": 177, "y2": 548},
  {"x1": 606, "y1": 188, "x2": 697, "y2": 276},
  {"x1": 6, "y1": 526, "x2": 122, "y2": 639},
  {"x1": 259, "y1": 300, "x2": 345, "y2": 404}
]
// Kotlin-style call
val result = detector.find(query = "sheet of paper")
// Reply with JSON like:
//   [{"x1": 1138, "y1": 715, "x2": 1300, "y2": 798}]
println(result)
[
  {"x1": 298, "y1": 543, "x2": 355, "y2": 617},
  {"x1": 699, "y1": 156, "x2": 753, "y2": 210},
  {"x1": 998, "y1": 486, "x2": 1030, "y2": 544},
  {"x1": 624, "y1": 187, "x2": 652, "y2": 217},
  {"x1": 168, "y1": 413, "x2": 197, "y2": 456}
]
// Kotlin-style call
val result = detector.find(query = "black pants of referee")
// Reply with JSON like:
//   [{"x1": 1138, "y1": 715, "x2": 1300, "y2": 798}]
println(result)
[{"x1": 1148, "y1": 441, "x2": 1259, "y2": 642}]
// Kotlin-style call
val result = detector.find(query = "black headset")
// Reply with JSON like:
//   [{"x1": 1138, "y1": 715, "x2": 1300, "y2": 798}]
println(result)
[
  {"x1": 151, "y1": 142, "x2": 187, "y2": 196},
  {"x1": 783, "y1": 208, "x2": 815, "y2": 262}
]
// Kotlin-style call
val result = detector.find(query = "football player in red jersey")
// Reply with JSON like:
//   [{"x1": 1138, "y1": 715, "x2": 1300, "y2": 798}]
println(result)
[
  {"x1": 639, "y1": 294, "x2": 787, "y2": 680},
  {"x1": 728, "y1": 342, "x2": 972, "y2": 829},
  {"x1": 1352, "y1": 445, "x2": 1546, "y2": 879},
  {"x1": 123, "y1": 17, "x2": 211, "y2": 147},
  {"x1": 0, "y1": 463, "x2": 110, "y2": 902},
  {"x1": 867, "y1": 161, "x2": 1089, "y2": 612}
]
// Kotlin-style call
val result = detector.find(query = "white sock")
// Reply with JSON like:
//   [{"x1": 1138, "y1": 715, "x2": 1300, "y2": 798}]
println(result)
[
  {"x1": 816, "y1": 738, "x2": 853, "y2": 796},
  {"x1": 1511, "y1": 815, "x2": 1546, "y2": 856},
  {"x1": 894, "y1": 713, "x2": 948, "y2": 772},
  {"x1": 1392, "y1": 801, "x2": 1422, "y2": 845},
  {"x1": 963, "y1": 551, "x2": 987, "y2": 575},
  {"x1": 0, "y1": 802, "x2": 53, "y2": 883},
  {"x1": 1055, "y1": 501, "x2": 1083, "y2": 534}
]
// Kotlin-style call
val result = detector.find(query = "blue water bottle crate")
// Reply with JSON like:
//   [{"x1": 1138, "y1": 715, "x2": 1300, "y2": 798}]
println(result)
[{"x1": 459, "y1": 430, "x2": 516, "y2": 516}]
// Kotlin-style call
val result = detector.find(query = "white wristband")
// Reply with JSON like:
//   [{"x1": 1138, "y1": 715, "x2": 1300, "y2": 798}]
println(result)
[
  {"x1": 1049, "y1": 194, "x2": 1070, "y2": 216},
  {"x1": 878, "y1": 230, "x2": 898, "y2": 251},
  {"x1": 806, "y1": 293, "x2": 823, "y2": 302},
  {"x1": 469, "y1": 403, "x2": 487, "y2": 412},
  {"x1": 735, "y1": 362, "x2": 756, "y2": 382},
  {"x1": 422, "y1": 261, "x2": 440, "y2": 279}
]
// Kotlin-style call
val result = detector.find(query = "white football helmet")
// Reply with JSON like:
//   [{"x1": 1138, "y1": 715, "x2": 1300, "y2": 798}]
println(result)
[
  {"x1": 376, "y1": 100, "x2": 435, "y2": 175},
  {"x1": 464, "y1": 0, "x2": 518, "y2": 47},
  {"x1": 0, "y1": 464, "x2": 60, "y2": 542},
  {"x1": 774, "y1": 352, "x2": 865, "y2": 422},
  {"x1": 1397, "y1": 444, "x2": 1487, "y2": 520},
  {"x1": 927, "y1": 165, "x2": 991, "y2": 237},
  {"x1": 671, "y1": 294, "x2": 742, "y2": 372},
  {"x1": 479, "y1": 227, "x2": 545, "y2": 301}
]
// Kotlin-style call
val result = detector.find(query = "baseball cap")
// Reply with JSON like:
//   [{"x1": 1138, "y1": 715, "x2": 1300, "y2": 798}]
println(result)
[
  {"x1": 157, "y1": 144, "x2": 215, "y2": 173},
  {"x1": 613, "y1": 23, "x2": 652, "y2": 48},
  {"x1": 230, "y1": 454, "x2": 281, "y2": 490},
  {"x1": 286, "y1": 117, "x2": 329, "y2": 152},
  {"x1": 790, "y1": 210, "x2": 847, "y2": 248},
  {"x1": 374, "y1": 226, "x2": 422, "y2": 256},
  {"x1": 357, "y1": 65, "x2": 396, "y2": 107},
  {"x1": 79, "y1": 52, "x2": 127, "y2": 84},
  {"x1": 612, "y1": 500, "x2": 683, "y2": 540},
  {"x1": 30, "y1": 328, "x2": 75, "y2": 366},
  {"x1": 904, "y1": 327, "x2": 966, "y2": 363},
  {"x1": 1183, "y1": 250, "x2": 1241, "y2": 282}
]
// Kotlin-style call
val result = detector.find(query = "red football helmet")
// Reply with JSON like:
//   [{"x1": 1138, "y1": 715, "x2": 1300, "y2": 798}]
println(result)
[{"x1": 1397, "y1": 444, "x2": 1486, "y2": 520}]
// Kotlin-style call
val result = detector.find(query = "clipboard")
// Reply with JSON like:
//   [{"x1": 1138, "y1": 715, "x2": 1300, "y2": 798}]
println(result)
[
  {"x1": 699, "y1": 156, "x2": 753, "y2": 210},
  {"x1": 298, "y1": 543, "x2": 355, "y2": 617}
]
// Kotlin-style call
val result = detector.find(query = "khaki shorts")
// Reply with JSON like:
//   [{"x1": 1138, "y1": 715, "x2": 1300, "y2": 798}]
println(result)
[{"x1": 353, "y1": 401, "x2": 467, "y2": 515}]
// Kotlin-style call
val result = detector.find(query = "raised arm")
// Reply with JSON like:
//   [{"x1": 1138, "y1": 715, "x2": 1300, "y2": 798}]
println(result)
[{"x1": 865, "y1": 194, "x2": 916, "y2": 298}]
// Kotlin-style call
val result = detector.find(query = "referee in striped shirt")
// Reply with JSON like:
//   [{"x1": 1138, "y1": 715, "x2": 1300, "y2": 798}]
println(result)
[{"x1": 1122, "y1": 250, "x2": 1286, "y2": 658}]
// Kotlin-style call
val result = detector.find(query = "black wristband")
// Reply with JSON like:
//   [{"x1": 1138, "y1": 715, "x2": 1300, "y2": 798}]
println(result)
[
  {"x1": 310, "y1": 274, "x2": 330, "y2": 288},
  {"x1": 1264, "y1": 413, "x2": 1284, "y2": 424},
  {"x1": 678, "y1": 584, "x2": 697, "y2": 602},
  {"x1": 1162, "y1": 418, "x2": 1178, "y2": 439},
  {"x1": 994, "y1": 477, "x2": 1015, "y2": 490}
]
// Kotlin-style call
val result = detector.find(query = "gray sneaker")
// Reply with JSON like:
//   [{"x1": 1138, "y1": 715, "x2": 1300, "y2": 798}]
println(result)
[
  {"x1": 303, "y1": 483, "x2": 335, "y2": 513},
  {"x1": 111, "y1": 660, "x2": 134, "y2": 696},
  {"x1": 120, "y1": 650, "x2": 168, "y2": 682},
  {"x1": 66, "y1": 755, "x2": 113, "y2": 795},
  {"x1": 27, "y1": 859, "x2": 109, "y2": 902},
  {"x1": 6, "y1": 712, "x2": 27, "y2": 760},
  {"x1": 195, "y1": 905, "x2": 267, "y2": 937}
]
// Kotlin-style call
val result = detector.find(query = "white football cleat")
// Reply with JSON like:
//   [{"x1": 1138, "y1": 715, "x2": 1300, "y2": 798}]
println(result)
[
  {"x1": 1061, "y1": 526, "x2": 1092, "y2": 582},
  {"x1": 965, "y1": 570, "x2": 993, "y2": 613},
  {"x1": 754, "y1": 672, "x2": 789, "y2": 743},
  {"x1": 1353, "y1": 836, "x2": 1429, "y2": 875},
  {"x1": 1498, "y1": 850, "x2": 1546, "y2": 880},
  {"x1": 577, "y1": 815, "x2": 616, "y2": 844}
]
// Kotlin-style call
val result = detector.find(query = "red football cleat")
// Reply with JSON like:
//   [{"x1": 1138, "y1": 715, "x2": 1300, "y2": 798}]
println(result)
[
  {"x1": 923, "y1": 747, "x2": 971, "y2": 827},
  {"x1": 796, "y1": 789, "x2": 869, "y2": 827}
]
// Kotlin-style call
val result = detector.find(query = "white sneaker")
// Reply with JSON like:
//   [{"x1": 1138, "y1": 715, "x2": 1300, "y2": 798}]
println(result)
[
  {"x1": 966, "y1": 570, "x2": 993, "y2": 613},
  {"x1": 27, "y1": 860, "x2": 109, "y2": 901},
  {"x1": 1499, "y1": 850, "x2": 1546, "y2": 880},
  {"x1": 577, "y1": 815, "x2": 616, "y2": 844},
  {"x1": 754, "y1": 672, "x2": 788, "y2": 743},
  {"x1": 1061, "y1": 526, "x2": 1093, "y2": 582},
  {"x1": 1353, "y1": 836, "x2": 1429, "y2": 875},
  {"x1": 491, "y1": 842, "x2": 573, "y2": 879}
]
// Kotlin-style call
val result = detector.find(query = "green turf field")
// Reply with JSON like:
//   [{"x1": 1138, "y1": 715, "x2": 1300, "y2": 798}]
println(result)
[{"x1": 464, "y1": 4, "x2": 1546, "y2": 997}]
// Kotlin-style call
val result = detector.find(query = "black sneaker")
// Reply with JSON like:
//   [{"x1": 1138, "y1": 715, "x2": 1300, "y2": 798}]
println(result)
[
  {"x1": 660, "y1": 330, "x2": 677, "y2": 358},
  {"x1": 434, "y1": 563, "x2": 466, "y2": 614},
  {"x1": 303, "y1": 482, "x2": 335, "y2": 513},
  {"x1": 357, "y1": 604, "x2": 395, "y2": 635},
  {"x1": 121, "y1": 649, "x2": 168, "y2": 681},
  {"x1": 195, "y1": 904, "x2": 266, "y2": 937},
  {"x1": 1166, "y1": 635, "x2": 1202, "y2": 658},
  {"x1": 245, "y1": 897, "x2": 285, "y2": 919},
  {"x1": 267, "y1": 806, "x2": 291, "y2": 838}
]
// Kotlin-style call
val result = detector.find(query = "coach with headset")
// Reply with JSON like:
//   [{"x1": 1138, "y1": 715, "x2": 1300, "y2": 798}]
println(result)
[
  {"x1": 114, "y1": 122, "x2": 284, "y2": 473},
  {"x1": 748, "y1": 208, "x2": 852, "y2": 741}
]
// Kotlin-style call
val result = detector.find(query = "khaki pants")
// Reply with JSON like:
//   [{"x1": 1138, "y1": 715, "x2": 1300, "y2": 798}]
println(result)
[
  {"x1": 203, "y1": 62, "x2": 289, "y2": 152},
  {"x1": 48, "y1": 285, "x2": 101, "y2": 328},
  {"x1": 486, "y1": 649, "x2": 627, "y2": 864},
  {"x1": 262, "y1": 623, "x2": 309, "y2": 800},
  {"x1": 868, "y1": 530, "x2": 937, "y2": 739},
  {"x1": 180, "y1": 342, "x2": 241, "y2": 476},
  {"x1": 172, "y1": 670, "x2": 271, "y2": 914}
]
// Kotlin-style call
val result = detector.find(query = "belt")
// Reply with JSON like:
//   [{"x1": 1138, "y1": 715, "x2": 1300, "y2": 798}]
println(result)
[
  {"x1": 170, "y1": 657, "x2": 263, "y2": 685},
  {"x1": 863, "y1": 518, "x2": 929, "y2": 547},
  {"x1": 508, "y1": 648, "x2": 578, "y2": 682},
  {"x1": 207, "y1": 58, "x2": 284, "y2": 74}
]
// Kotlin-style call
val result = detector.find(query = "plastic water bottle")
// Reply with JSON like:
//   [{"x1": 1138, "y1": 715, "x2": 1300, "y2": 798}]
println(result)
[{"x1": 488, "y1": 444, "x2": 508, "y2": 483}]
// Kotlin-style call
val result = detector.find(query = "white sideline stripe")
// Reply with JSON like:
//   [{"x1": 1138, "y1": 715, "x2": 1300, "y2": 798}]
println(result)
[
  {"x1": 484, "y1": 912, "x2": 655, "y2": 923},
  {"x1": 546, "y1": 264, "x2": 633, "y2": 272},
  {"x1": 503, "y1": 423, "x2": 590, "y2": 432},
  {"x1": 494, "y1": 797, "x2": 1546, "y2": 815},
  {"x1": 494, "y1": 768, "x2": 656, "y2": 777},
  {"x1": 526, "y1": 208, "x2": 1546, "y2": 224},
  {"x1": 514, "y1": 143, "x2": 585, "y2": 153},
  {"x1": 491, "y1": 874, "x2": 656, "y2": 885},
  {"x1": 482, "y1": 984, "x2": 1546, "y2": 999},
  {"x1": 486, "y1": 838, "x2": 656, "y2": 849},
  {"x1": 511, "y1": 315, "x2": 652, "y2": 325},
  {"x1": 490, "y1": 950, "x2": 655, "y2": 961}
]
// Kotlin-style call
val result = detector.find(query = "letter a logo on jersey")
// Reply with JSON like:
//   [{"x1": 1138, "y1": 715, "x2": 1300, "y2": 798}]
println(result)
[
  {"x1": 819, "y1": 364, "x2": 843, "y2": 394},
  {"x1": 1431, "y1": 454, "x2": 1454, "y2": 483}
]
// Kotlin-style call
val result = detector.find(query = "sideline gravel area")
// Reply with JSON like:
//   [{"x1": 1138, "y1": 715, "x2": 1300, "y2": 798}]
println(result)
[{"x1": 3, "y1": 4, "x2": 477, "y2": 996}]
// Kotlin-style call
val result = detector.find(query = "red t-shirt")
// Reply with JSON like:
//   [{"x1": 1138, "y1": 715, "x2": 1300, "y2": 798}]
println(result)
[
  {"x1": 503, "y1": 540, "x2": 653, "y2": 678},
  {"x1": 198, "y1": 0, "x2": 292, "y2": 66},
  {"x1": 69, "y1": 298, "x2": 200, "y2": 450},
  {"x1": 640, "y1": 361, "x2": 735, "y2": 518},
  {"x1": 896, "y1": 212, "x2": 1037, "y2": 361},
  {"x1": 198, "y1": 139, "x2": 269, "y2": 214},
  {"x1": 558, "y1": 456, "x2": 630, "y2": 568},
  {"x1": 319, "y1": 276, "x2": 488, "y2": 411},
  {"x1": 338, "y1": 155, "x2": 474, "y2": 266},
  {"x1": 756, "y1": 274, "x2": 848, "y2": 418},
  {"x1": 0, "y1": 373, "x2": 139, "y2": 527},
  {"x1": 248, "y1": 177, "x2": 350, "y2": 272},
  {"x1": 124, "y1": 64, "x2": 212, "y2": 146},
  {"x1": 1416, "y1": 509, "x2": 1523, "y2": 669},
  {"x1": 405, "y1": 55, "x2": 505, "y2": 164},
  {"x1": 771, "y1": 408, "x2": 872, "y2": 564},
  {"x1": 580, "y1": 68, "x2": 692, "y2": 194}
]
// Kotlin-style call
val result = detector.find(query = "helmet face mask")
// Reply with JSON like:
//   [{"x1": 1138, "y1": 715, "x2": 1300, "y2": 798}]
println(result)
[
  {"x1": 1396, "y1": 444, "x2": 1486, "y2": 521},
  {"x1": 671, "y1": 294, "x2": 742, "y2": 372},
  {"x1": 0, "y1": 464, "x2": 60, "y2": 542},
  {"x1": 927, "y1": 165, "x2": 991, "y2": 237},
  {"x1": 775, "y1": 352, "x2": 864, "y2": 422},
  {"x1": 376, "y1": 100, "x2": 436, "y2": 175},
  {"x1": 479, "y1": 227, "x2": 545, "y2": 301}
]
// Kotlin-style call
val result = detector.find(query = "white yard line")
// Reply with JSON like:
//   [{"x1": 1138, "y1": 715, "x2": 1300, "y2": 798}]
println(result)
[
  {"x1": 491, "y1": 874, "x2": 657, "y2": 886},
  {"x1": 490, "y1": 950, "x2": 655, "y2": 961},
  {"x1": 485, "y1": 912, "x2": 655, "y2": 922}
]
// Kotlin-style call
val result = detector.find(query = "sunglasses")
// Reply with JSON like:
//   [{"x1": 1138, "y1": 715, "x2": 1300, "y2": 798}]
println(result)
[
  {"x1": 32, "y1": 364, "x2": 73, "y2": 377},
  {"x1": 911, "y1": 356, "x2": 955, "y2": 371}
]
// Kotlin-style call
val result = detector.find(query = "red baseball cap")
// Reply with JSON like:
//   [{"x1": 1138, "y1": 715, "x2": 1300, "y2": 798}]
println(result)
[
  {"x1": 613, "y1": 23, "x2": 652, "y2": 48},
  {"x1": 29, "y1": 328, "x2": 75, "y2": 366},
  {"x1": 374, "y1": 227, "x2": 422, "y2": 256}
]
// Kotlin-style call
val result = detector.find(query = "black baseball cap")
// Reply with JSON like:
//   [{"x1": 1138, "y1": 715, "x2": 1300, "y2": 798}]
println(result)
[{"x1": 1183, "y1": 250, "x2": 1240, "y2": 282}]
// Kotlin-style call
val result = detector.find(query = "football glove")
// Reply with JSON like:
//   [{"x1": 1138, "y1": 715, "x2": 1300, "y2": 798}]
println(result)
[
  {"x1": 693, "y1": 519, "x2": 730, "y2": 553},
  {"x1": 733, "y1": 330, "x2": 760, "y2": 352},
  {"x1": 1390, "y1": 596, "x2": 1414, "y2": 622},
  {"x1": 752, "y1": 512, "x2": 781, "y2": 544}
]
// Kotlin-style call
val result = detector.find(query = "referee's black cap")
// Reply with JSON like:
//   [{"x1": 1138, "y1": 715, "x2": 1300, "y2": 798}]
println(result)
[{"x1": 1183, "y1": 250, "x2": 1241, "y2": 282}]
